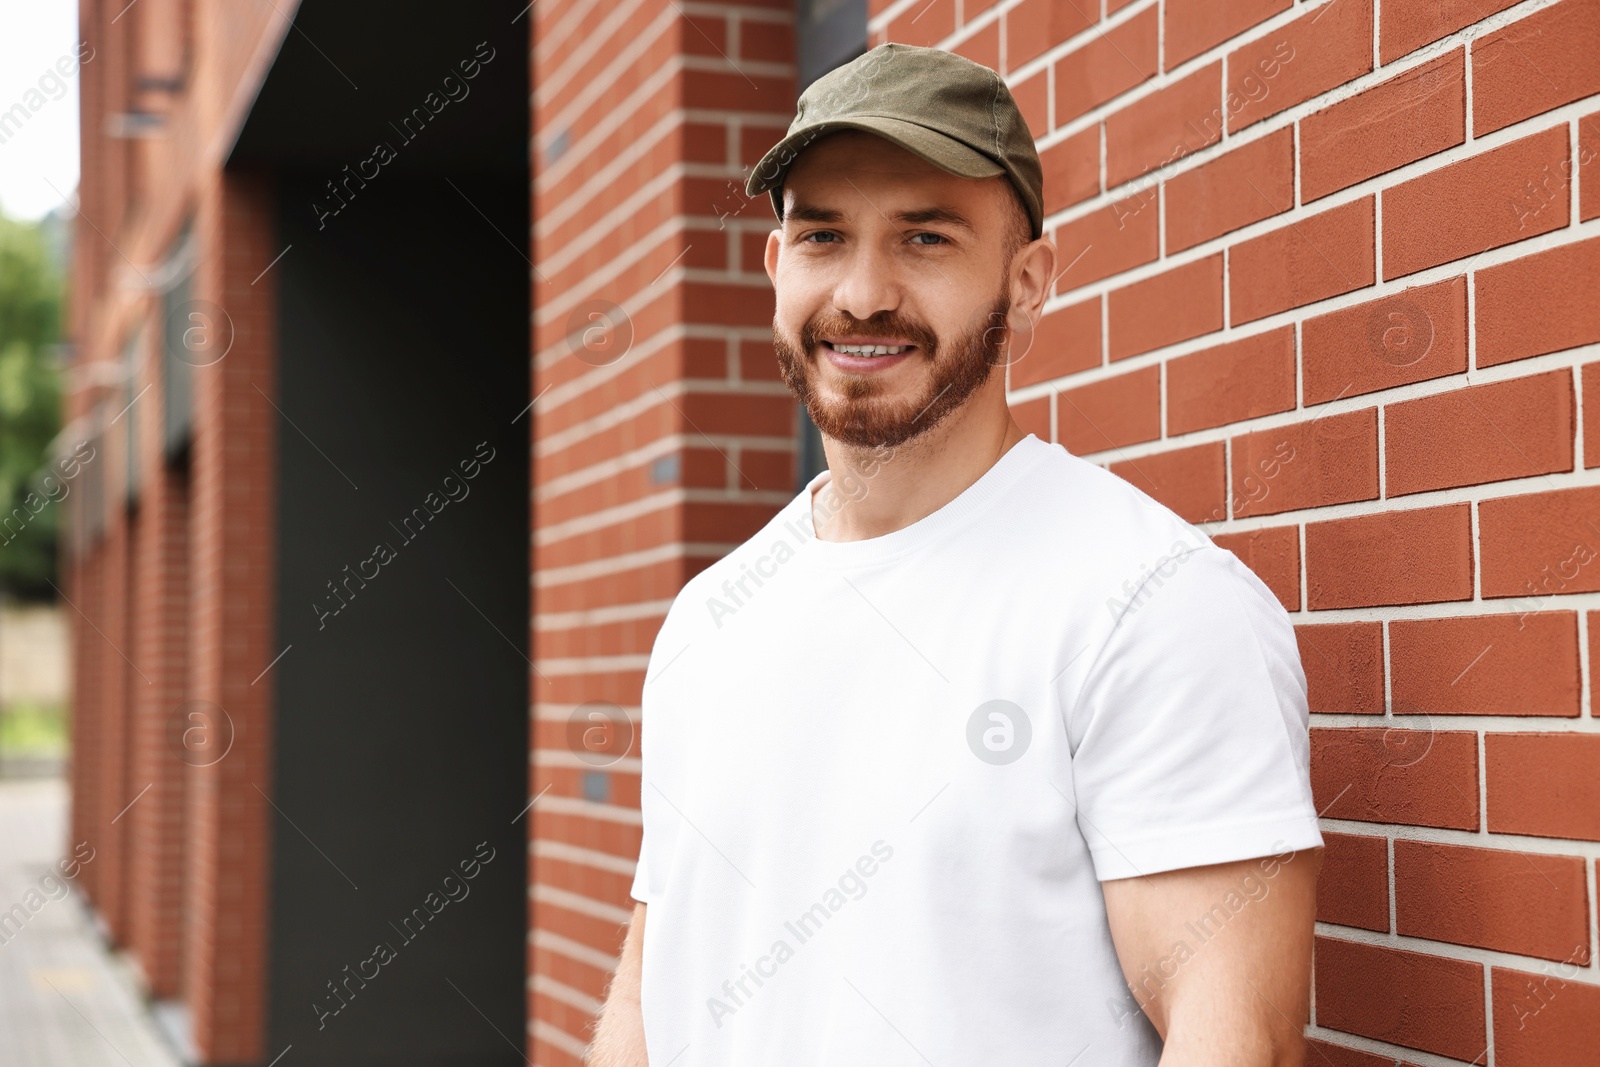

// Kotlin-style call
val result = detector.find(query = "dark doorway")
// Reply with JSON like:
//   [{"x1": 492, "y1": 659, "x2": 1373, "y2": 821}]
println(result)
[{"x1": 230, "y1": 4, "x2": 529, "y2": 1063}]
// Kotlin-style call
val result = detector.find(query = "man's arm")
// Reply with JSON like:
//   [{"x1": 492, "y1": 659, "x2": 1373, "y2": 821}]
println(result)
[
  {"x1": 1101, "y1": 845, "x2": 1322, "y2": 1067},
  {"x1": 587, "y1": 902, "x2": 648, "y2": 1067}
]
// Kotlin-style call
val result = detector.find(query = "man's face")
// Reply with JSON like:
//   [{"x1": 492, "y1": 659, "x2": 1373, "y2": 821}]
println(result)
[{"x1": 764, "y1": 130, "x2": 1023, "y2": 450}]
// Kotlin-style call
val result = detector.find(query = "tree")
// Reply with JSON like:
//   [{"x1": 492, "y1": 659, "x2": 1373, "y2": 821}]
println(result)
[{"x1": 0, "y1": 209, "x2": 66, "y2": 600}]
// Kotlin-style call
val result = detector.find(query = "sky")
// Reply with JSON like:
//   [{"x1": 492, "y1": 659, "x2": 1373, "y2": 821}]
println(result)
[{"x1": 0, "y1": 1, "x2": 83, "y2": 221}]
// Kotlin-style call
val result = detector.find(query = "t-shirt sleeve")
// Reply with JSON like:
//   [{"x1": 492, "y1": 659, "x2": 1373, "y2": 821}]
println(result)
[
  {"x1": 629, "y1": 705, "x2": 655, "y2": 905},
  {"x1": 1066, "y1": 544, "x2": 1324, "y2": 882},
  {"x1": 629, "y1": 835, "x2": 650, "y2": 904}
]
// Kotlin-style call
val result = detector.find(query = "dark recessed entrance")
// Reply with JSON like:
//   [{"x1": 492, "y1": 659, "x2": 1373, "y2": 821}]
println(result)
[{"x1": 230, "y1": 4, "x2": 529, "y2": 1063}]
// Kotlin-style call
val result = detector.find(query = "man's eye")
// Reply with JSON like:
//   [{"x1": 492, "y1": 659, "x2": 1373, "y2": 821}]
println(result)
[
  {"x1": 910, "y1": 232, "x2": 947, "y2": 246},
  {"x1": 802, "y1": 231, "x2": 839, "y2": 244}
]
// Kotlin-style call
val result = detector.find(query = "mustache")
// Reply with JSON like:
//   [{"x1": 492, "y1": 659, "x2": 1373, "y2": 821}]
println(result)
[{"x1": 800, "y1": 313, "x2": 939, "y2": 353}]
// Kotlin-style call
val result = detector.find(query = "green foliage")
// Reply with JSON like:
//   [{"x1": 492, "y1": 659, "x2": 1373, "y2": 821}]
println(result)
[
  {"x1": 0, "y1": 701, "x2": 67, "y2": 756},
  {"x1": 0, "y1": 211, "x2": 65, "y2": 599}
]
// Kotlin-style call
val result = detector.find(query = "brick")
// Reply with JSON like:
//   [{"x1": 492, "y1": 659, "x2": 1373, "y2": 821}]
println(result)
[
  {"x1": 1011, "y1": 295, "x2": 1100, "y2": 388},
  {"x1": 884, "y1": 0, "x2": 956, "y2": 48},
  {"x1": 1476, "y1": 236, "x2": 1600, "y2": 367},
  {"x1": 1313, "y1": 936, "x2": 1486, "y2": 1060},
  {"x1": 1587, "y1": 363, "x2": 1600, "y2": 468},
  {"x1": 1302, "y1": 276, "x2": 1467, "y2": 405},
  {"x1": 1012, "y1": 69, "x2": 1049, "y2": 140},
  {"x1": 1312, "y1": 726, "x2": 1479, "y2": 829},
  {"x1": 1107, "y1": 255, "x2": 1223, "y2": 359},
  {"x1": 1010, "y1": 295, "x2": 1100, "y2": 388},
  {"x1": 1053, "y1": 7, "x2": 1158, "y2": 126},
  {"x1": 1486, "y1": 733, "x2": 1600, "y2": 842},
  {"x1": 1582, "y1": 113, "x2": 1600, "y2": 222},
  {"x1": 1396, "y1": 840, "x2": 1590, "y2": 962},
  {"x1": 1306, "y1": 504, "x2": 1473, "y2": 609},
  {"x1": 1385, "y1": 370, "x2": 1575, "y2": 497},
  {"x1": 1040, "y1": 126, "x2": 1100, "y2": 216},
  {"x1": 739, "y1": 19, "x2": 791, "y2": 64},
  {"x1": 1056, "y1": 365, "x2": 1161, "y2": 455},
  {"x1": 1167, "y1": 327, "x2": 1296, "y2": 435},
  {"x1": 1104, "y1": 63, "x2": 1223, "y2": 190},
  {"x1": 1390, "y1": 611, "x2": 1581, "y2": 717},
  {"x1": 1226, "y1": 0, "x2": 1373, "y2": 133},
  {"x1": 1295, "y1": 622, "x2": 1384, "y2": 715},
  {"x1": 1213, "y1": 525, "x2": 1300, "y2": 610},
  {"x1": 1010, "y1": 395, "x2": 1051, "y2": 443},
  {"x1": 1230, "y1": 197, "x2": 1375, "y2": 324},
  {"x1": 1379, "y1": 0, "x2": 1520, "y2": 64},
  {"x1": 1316, "y1": 831, "x2": 1389, "y2": 931},
  {"x1": 1382, "y1": 127, "x2": 1571, "y2": 280},
  {"x1": 1305, "y1": 1039, "x2": 1413, "y2": 1067},
  {"x1": 1231, "y1": 410, "x2": 1379, "y2": 518},
  {"x1": 1164, "y1": 127, "x2": 1293, "y2": 253},
  {"x1": 1472, "y1": 0, "x2": 1600, "y2": 136},
  {"x1": 1478, "y1": 486, "x2": 1600, "y2": 601},
  {"x1": 1004, "y1": 0, "x2": 1094, "y2": 71},
  {"x1": 952, "y1": 18, "x2": 999, "y2": 71},
  {"x1": 1493, "y1": 963, "x2": 1600, "y2": 1066},
  {"x1": 1051, "y1": 194, "x2": 1159, "y2": 292},
  {"x1": 1110, "y1": 441, "x2": 1226, "y2": 523},
  {"x1": 1300, "y1": 49, "x2": 1466, "y2": 203},
  {"x1": 1165, "y1": 0, "x2": 1289, "y2": 70}
]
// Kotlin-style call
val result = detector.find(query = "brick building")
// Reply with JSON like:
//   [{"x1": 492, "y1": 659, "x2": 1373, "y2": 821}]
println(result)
[{"x1": 62, "y1": 0, "x2": 1598, "y2": 1063}]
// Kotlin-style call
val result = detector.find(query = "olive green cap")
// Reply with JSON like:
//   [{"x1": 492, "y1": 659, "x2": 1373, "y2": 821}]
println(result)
[{"x1": 745, "y1": 43, "x2": 1044, "y2": 241}]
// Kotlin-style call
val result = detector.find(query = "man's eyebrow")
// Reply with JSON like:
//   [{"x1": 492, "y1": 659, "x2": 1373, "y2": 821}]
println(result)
[
  {"x1": 785, "y1": 203, "x2": 978, "y2": 234},
  {"x1": 894, "y1": 206, "x2": 978, "y2": 233},
  {"x1": 785, "y1": 203, "x2": 847, "y2": 225}
]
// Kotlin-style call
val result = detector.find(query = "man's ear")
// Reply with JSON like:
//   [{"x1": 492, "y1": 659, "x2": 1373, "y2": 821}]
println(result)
[
  {"x1": 765, "y1": 227, "x2": 783, "y2": 286},
  {"x1": 1016, "y1": 235, "x2": 1058, "y2": 320}
]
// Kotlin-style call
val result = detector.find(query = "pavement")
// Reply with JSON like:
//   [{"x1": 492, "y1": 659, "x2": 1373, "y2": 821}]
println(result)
[{"x1": 0, "y1": 776, "x2": 184, "y2": 1067}]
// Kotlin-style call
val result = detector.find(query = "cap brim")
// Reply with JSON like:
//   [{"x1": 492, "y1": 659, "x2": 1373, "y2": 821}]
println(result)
[{"x1": 745, "y1": 115, "x2": 1005, "y2": 199}]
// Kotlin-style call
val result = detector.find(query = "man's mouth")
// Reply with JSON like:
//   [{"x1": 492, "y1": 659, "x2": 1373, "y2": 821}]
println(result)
[{"x1": 822, "y1": 340, "x2": 917, "y2": 356}]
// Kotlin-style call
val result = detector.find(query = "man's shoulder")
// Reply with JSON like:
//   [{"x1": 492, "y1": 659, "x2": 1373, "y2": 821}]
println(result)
[{"x1": 1006, "y1": 440, "x2": 1219, "y2": 571}]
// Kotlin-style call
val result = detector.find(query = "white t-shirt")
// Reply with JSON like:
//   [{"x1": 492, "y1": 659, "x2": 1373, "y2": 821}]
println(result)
[{"x1": 629, "y1": 432, "x2": 1322, "y2": 1065}]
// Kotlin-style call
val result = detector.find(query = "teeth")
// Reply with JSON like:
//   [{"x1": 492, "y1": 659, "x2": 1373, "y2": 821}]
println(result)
[{"x1": 832, "y1": 343, "x2": 907, "y2": 355}]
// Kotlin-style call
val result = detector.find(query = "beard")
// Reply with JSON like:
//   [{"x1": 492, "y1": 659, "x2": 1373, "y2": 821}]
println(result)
[{"x1": 771, "y1": 282, "x2": 1014, "y2": 450}]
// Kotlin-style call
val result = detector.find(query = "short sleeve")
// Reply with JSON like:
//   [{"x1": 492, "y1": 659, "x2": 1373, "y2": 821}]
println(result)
[
  {"x1": 1067, "y1": 545, "x2": 1323, "y2": 882},
  {"x1": 629, "y1": 837, "x2": 650, "y2": 904}
]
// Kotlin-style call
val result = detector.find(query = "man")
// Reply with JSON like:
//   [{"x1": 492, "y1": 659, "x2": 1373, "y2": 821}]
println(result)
[{"x1": 589, "y1": 43, "x2": 1322, "y2": 1067}]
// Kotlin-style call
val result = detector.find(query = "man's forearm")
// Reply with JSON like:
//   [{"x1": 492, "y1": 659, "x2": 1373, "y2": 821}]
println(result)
[
  {"x1": 587, "y1": 903, "x2": 648, "y2": 1066},
  {"x1": 1157, "y1": 1011, "x2": 1304, "y2": 1067}
]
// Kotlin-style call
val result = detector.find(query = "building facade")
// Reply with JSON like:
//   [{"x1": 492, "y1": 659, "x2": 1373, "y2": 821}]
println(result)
[{"x1": 62, "y1": 0, "x2": 1599, "y2": 1064}]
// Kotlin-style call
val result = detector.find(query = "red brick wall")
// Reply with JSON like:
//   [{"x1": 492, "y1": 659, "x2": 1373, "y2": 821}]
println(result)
[
  {"x1": 179, "y1": 168, "x2": 280, "y2": 1065},
  {"x1": 127, "y1": 412, "x2": 192, "y2": 996},
  {"x1": 527, "y1": 1, "x2": 798, "y2": 1060},
  {"x1": 67, "y1": 0, "x2": 289, "y2": 1060},
  {"x1": 872, "y1": 0, "x2": 1600, "y2": 1061}
]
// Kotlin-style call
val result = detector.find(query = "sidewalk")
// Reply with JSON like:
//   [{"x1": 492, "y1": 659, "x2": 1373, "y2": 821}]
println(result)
[{"x1": 0, "y1": 776, "x2": 183, "y2": 1067}]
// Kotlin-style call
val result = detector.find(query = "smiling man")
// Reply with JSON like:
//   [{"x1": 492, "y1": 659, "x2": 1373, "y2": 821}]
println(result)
[{"x1": 588, "y1": 43, "x2": 1323, "y2": 1067}]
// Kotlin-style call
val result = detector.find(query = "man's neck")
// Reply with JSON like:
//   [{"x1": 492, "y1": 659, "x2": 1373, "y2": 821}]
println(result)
[{"x1": 810, "y1": 405, "x2": 1027, "y2": 543}]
